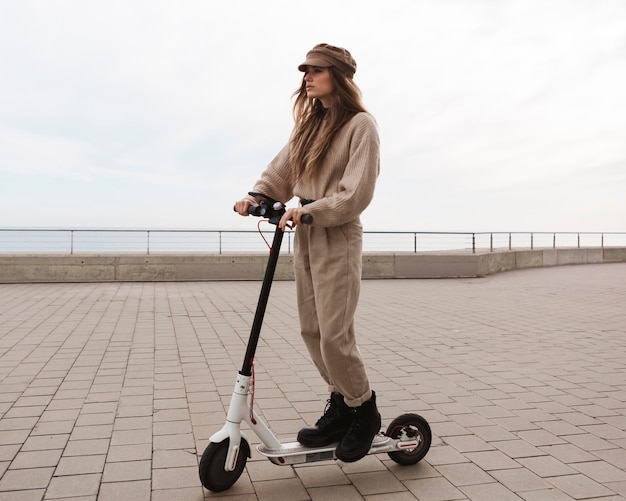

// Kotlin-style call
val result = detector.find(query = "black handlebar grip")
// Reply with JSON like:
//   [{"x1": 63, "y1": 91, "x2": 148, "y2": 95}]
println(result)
[
  {"x1": 301, "y1": 214, "x2": 313, "y2": 225},
  {"x1": 248, "y1": 205, "x2": 266, "y2": 216},
  {"x1": 233, "y1": 204, "x2": 266, "y2": 216}
]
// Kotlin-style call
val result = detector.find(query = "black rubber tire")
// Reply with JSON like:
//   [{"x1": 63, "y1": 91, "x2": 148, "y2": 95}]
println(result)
[
  {"x1": 385, "y1": 413, "x2": 432, "y2": 465},
  {"x1": 199, "y1": 438, "x2": 250, "y2": 492}
]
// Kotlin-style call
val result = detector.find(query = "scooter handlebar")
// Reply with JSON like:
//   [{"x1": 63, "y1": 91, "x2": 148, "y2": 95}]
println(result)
[{"x1": 233, "y1": 204, "x2": 313, "y2": 224}]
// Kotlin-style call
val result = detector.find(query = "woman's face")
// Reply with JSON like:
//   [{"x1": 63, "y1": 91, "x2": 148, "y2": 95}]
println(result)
[{"x1": 303, "y1": 66, "x2": 334, "y2": 107}]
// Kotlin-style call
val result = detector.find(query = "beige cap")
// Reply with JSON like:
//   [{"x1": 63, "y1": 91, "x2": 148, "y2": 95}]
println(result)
[{"x1": 298, "y1": 43, "x2": 357, "y2": 78}]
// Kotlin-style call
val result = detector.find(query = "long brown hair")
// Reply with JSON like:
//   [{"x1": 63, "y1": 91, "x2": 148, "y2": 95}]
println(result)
[{"x1": 288, "y1": 66, "x2": 367, "y2": 183}]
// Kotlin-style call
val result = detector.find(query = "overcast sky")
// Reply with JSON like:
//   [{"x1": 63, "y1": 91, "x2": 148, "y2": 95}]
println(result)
[{"x1": 1, "y1": 0, "x2": 625, "y2": 232}]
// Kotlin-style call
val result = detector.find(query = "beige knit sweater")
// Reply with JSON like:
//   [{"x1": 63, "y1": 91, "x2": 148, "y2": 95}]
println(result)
[{"x1": 248, "y1": 112, "x2": 380, "y2": 227}]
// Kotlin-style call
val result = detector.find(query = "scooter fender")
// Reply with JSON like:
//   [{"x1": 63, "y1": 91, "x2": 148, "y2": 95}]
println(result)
[{"x1": 208, "y1": 422, "x2": 245, "y2": 472}]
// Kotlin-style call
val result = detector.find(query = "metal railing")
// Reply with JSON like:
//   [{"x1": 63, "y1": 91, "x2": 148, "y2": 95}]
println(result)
[{"x1": 0, "y1": 229, "x2": 625, "y2": 255}]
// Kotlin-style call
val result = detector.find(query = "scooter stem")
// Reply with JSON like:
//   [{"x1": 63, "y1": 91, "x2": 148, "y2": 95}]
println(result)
[{"x1": 240, "y1": 223, "x2": 284, "y2": 376}]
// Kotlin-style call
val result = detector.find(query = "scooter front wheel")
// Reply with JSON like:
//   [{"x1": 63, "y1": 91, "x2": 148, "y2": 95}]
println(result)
[
  {"x1": 386, "y1": 413, "x2": 431, "y2": 465},
  {"x1": 199, "y1": 438, "x2": 250, "y2": 492}
]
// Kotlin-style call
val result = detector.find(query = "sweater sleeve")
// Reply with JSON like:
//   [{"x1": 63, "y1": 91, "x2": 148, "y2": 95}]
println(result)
[
  {"x1": 306, "y1": 113, "x2": 380, "y2": 227},
  {"x1": 246, "y1": 143, "x2": 295, "y2": 204}
]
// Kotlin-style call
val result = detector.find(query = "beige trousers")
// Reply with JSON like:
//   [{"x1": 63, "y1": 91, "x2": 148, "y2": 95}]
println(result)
[{"x1": 294, "y1": 218, "x2": 372, "y2": 407}]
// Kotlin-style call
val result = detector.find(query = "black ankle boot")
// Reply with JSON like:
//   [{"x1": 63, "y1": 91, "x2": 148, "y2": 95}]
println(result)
[
  {"x1": 297, "y1": 393, "x2": 355, "y2": 447},
  {"x1": 335, "y1": 391, "x2": 381, "y2": 462}
]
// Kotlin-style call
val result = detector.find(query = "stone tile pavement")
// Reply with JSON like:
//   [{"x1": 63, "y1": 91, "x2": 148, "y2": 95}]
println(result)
[{"x1": 0, "y1": 263, "x2": 625, "y2": 500}]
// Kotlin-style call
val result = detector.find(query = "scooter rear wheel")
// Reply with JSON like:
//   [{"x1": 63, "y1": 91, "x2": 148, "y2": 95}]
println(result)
[
  {"x1": 199, "y1": 438, "x2": 250, "y2": 492},
  {"x1": 386, "y1": 413, "x2": 431, "y2": 465}
]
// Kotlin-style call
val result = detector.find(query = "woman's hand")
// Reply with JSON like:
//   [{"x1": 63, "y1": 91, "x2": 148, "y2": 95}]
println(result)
[
  {"x1": 279, "y1": 207, "x2": 308, "y2": 231},
  {"x1": 234, "y1": 199, "x2": 253, "y2": 216}
]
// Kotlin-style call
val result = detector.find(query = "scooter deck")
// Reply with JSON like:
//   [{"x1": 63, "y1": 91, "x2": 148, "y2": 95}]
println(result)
[
  {"x1": 258, "y1": 441, "x2": 337, "y2": 457},
  {"x1": 257, "y1": 434, "x2": 397, "y2": 465}
]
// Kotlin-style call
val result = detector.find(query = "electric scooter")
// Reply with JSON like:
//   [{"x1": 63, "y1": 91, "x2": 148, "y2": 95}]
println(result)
[{"x1": 198, "y1": 193, "x2": 432, "y2": 492}]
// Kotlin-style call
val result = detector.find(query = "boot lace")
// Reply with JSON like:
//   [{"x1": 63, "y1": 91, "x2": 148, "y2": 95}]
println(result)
[
  {"x1": 346, "y1": 412, "x2": 365, "y2": 435},
  {"x1": 315, "y1": 398, "x2": 338, "y2": 427}
]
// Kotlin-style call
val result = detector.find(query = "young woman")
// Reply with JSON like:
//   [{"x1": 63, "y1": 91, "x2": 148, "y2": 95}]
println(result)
[{"x1": 234, "y1": 43, "x2": 380, "y2": 462}]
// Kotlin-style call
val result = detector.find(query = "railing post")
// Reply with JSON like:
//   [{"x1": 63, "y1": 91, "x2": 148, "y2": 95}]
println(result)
[
  {"x1": 508, "y1": 233, "x2": 512, "y2": 250},
  {"x1": 70, "y1": 230, "x2": 74, "y2": 255},
  {"x1": 531, "y1": 233, "x2": 534, "y2": 250},
  {"x1": 553, "y1": 233, "x2": 556, "y2": 249},
  {"x1": 601, "y1": 233, "x2": 604, "y2": 248},
  {"x1": 219, "y1": 231, "x2": 222, "y2": 254},
  {"x1": 577, "y1": 233, "x2": 580, "y2": 248},
  {"x1": 414, "y1": 233, "x2": 417, "y2": 253},
  {"x1": 472, "y1": 233, "x2": 475, "y2": 254},
  {"x1": 490, "y1": 233, "x2": 493, "y2": 252},
  {"x1": 147, "y1": 231, "x2": 150, "y2": 255}
]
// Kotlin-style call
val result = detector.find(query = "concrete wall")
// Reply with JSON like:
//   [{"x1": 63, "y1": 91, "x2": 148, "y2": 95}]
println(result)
[{"x1": 1, "y1": 247, "x2": 625, "y2": 283}]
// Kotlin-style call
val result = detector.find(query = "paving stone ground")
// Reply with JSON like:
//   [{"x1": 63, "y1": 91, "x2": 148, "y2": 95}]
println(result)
[{"x1": 0, "y1": 263, "x2": 625, "y2": 500}]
